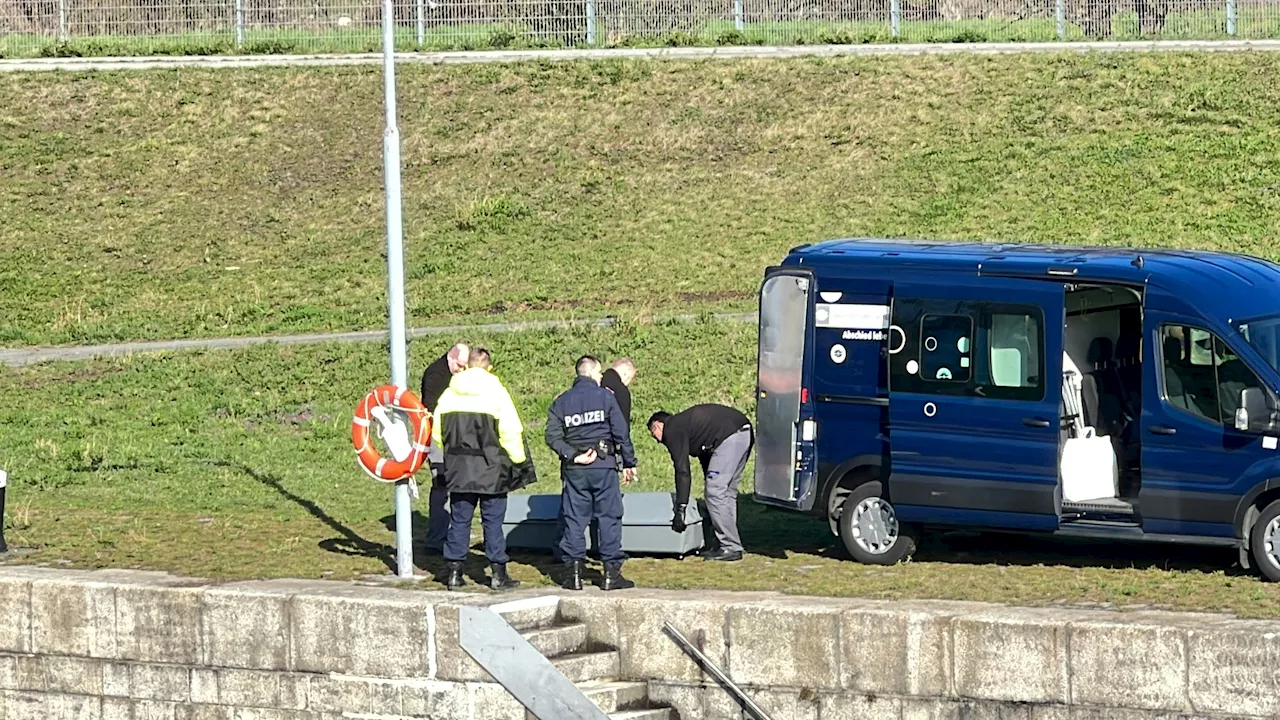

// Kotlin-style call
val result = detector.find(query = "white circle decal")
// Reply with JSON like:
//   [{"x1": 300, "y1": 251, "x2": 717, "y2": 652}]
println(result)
[
  {"x1": 906, "y1": 359, "x2": 919, "y2": 375},
  {"x1": 830, "y1": 344, "x2": 847, "y2": 364},
  {"x1": 816, "y1": 307, "x2": 829, "y2": 324},
  {"x1": 888, "y1": 325, "x2": 906, "y2": 354},
  {"x1": 924, "y1": 336, "x2": 938, "y2": 352},
  {"x1": 958, "y1": 336, "x2": 970, "y2": 353}
]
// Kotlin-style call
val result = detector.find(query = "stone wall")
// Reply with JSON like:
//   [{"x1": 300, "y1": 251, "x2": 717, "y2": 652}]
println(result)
[{"x1": 0, "y1": 566, "x2": 1276, "y2": 720}]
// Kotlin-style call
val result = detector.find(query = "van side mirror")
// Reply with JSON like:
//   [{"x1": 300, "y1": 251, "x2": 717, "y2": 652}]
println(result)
[{"x1": 1237, "y1": 388, "x2": 1275, "y2": 433}]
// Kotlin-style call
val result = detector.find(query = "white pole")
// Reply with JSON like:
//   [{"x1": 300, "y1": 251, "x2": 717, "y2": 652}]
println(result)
[{"x1": 382, "y1": 0, "x2": 414, "y2": 579}]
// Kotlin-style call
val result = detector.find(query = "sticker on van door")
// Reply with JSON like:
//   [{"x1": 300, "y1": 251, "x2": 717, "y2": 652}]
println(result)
[{"x1": 816, "y1": 304, "x2": 891, "y2": 330}]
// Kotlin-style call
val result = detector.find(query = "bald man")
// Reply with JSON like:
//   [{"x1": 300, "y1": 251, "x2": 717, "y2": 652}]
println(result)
[{"x1": 419, "y1": 343, "x2": 469, "y2": 553}]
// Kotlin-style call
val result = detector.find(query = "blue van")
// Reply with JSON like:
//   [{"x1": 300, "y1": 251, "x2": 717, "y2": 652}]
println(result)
[{"x1": 752, "y1": 238, "x2": 1280, "y2": 580}]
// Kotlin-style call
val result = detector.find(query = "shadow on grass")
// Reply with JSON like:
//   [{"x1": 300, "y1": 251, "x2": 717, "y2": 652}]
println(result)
[
  {"x1": 913, "y1": 530, "x2": 1246, "y2": 577},
  {"x1": 211, "y1": 460, "x2": 397, "y2": 573},
  {"x1": 737, "y1": 495, "x2": 1246, "y2": 577}
]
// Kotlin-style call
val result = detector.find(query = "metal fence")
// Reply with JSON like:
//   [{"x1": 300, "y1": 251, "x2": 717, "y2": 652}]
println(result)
[{"x1": 1, "y1": 0, "x2": 1276, "y2": 56}]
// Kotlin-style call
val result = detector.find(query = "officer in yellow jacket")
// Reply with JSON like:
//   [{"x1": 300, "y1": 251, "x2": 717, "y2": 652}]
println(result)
[{"x1": 432, "y1": 348, "x2": 536, "y2": 591}]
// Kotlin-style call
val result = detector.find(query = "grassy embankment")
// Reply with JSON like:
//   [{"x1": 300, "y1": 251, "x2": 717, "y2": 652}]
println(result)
[{"x1": 4, "y1": 53, "x2": 1280, "y2": 613}]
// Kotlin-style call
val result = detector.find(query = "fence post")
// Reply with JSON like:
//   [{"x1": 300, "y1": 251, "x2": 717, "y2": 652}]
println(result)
[
  {"x1": 234, "y1": 0, "x2": 244, "y2": 47},
  {"x1": 890, "y1": 0, "x2": 901, "y2": 37},
  {"x1": 57, "y1": 0, "x2": 67, "y2": 40},
  {"x1": 585, "y1": 0, "x2": 597, "y2": 45},
  {"x1": 1226, "y1": 0, "x2": 1237, "y2": 35},
  {"x1": 417, "y1": 0, "x2": 425, "y2": 46},
  {"x1": 734, "y1": 0, "x2": 744, "y2": 32},
  {"x1": 1055, "y1": 0, "x2": 1065, "y2": 38}
]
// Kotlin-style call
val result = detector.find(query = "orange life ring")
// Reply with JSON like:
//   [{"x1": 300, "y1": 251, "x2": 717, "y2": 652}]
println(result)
[{"x1": 351, "y1": 385, "x2": 433, "y2": 482}]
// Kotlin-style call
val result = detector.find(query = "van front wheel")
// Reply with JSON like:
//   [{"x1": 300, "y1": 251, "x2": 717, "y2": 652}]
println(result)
[
  {"x1": 1250, "y1": 499, "x2": 1280, "y2": 582},
  {"x1": 837, "y1": 482, "x2": 919, "y2": 565}
]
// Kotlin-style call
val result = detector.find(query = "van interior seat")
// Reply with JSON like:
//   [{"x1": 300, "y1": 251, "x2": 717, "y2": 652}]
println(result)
[
  {"x1": 1114, "y1": 334, "x2": 1142, "y2": 419},
  {"x1": 1087, "y1": 337, "x2": 1126, "y2": 437},
  {"x1": 1163, "y1": 335, "x2": 1193, "y2": 411}
]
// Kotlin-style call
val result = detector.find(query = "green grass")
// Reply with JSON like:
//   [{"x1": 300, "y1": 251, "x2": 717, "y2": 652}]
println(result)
[
  {"x1": 6, "y1": 53, "x2": 1280, "y2": 347},
  {"x1": 5, "y1": 8, "x2": 1280, "y2": 58},
  {"x1": 3, "y1": 322, "x2": 1280, "y2": 617}
]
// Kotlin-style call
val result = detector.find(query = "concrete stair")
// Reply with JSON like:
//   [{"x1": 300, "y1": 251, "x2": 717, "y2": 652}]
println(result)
[{"x1": 493, "y1": 599, "x2": 675, "y2": 720}]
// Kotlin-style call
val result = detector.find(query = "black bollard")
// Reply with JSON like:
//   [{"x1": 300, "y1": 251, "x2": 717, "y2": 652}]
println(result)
[{"x1": 0, "y1": 469, "x2": 8, "y2": 554}]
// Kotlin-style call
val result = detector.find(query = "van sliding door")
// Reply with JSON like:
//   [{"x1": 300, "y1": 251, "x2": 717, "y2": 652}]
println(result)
[
  {"x1": 887, "y1": 277, "x2": 1066, "y2": 531},
  {"x1": 755, "y1": 269, "x2": 812, "y2": 503}
]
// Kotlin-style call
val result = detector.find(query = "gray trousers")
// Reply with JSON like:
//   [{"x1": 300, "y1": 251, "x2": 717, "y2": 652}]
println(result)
[
  {"x1": 425, "y1": 443, "x2": 449, "y2": 549},
  {"x1": 703, "y1": 426, "x2": 753, "y2": 554}
]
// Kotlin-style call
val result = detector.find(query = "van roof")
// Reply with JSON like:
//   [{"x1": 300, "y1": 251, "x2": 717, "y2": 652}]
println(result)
[{"x1": 786, "y1": 238, "x2": 1280, "y2": 322}]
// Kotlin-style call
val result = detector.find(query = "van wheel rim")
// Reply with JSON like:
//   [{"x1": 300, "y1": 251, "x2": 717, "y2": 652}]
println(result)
[
  {"x1": 1265, "y1": 517, "x2": 1280, "y2": 570},
  {"x1": 851, "y1": 497, "x2": 899, "y2": 555}
]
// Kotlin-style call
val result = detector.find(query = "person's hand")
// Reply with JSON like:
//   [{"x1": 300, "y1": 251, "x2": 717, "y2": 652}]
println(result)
[
  {"x1": 672, "y1": 504, "x2": 688, "y2": 533},
  {"x1": 622, "y1": 467, "x2": 637, "y2": 485},
  {"x1": 573, "y1": 448, "x2": 598, "y2": 465}
]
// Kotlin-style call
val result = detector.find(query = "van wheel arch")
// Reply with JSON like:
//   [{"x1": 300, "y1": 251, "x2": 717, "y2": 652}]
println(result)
[
  {"x1": 1241, "y1": 485, "x2": 1280, "y2": 573},
  {"x1": 825, "y1": 464, "x2": 883, "y2": 536}
]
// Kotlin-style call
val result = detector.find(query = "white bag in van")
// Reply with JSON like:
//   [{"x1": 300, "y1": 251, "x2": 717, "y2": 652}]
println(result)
[{"x1": 1060, "y1": 427, "x2": 1119, "y2": 503}]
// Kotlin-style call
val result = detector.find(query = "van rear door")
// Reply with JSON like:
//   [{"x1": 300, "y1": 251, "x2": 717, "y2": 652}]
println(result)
[
  {"x1": 887, "y1": 277, "x2": 1066, "y2": 531},
  {"x1": 755, "y1": 268, "x2": 813, "y2": 505}
]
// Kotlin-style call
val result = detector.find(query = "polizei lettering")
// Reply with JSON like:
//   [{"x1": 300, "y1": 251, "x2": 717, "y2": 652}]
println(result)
[
  {"x1": 842, "y1": 330, "x2": 886, "y2": 341},
  {"x1": 564, "y1": 410, "x2": 606, "y2": 427}
]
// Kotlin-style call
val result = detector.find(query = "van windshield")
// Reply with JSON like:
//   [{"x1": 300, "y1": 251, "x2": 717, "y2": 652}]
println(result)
[{"x1": 1239, "y1": 315, "x2": 1280, "y2": 376}]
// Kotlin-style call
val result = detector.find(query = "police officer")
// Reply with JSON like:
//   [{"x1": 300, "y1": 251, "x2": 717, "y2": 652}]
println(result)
[{"x1": 546, "y1": 355, "x2": 638, "y2": 591}]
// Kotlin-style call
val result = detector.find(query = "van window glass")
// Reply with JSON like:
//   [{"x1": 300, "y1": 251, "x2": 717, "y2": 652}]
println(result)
[
  {"x1": 890, "y1": 299, "x2": 1044, "y2": 401},
  {"x1": 1160, "y1": 324, "x2": 1269, "y2": 426},
  {"x1": 919, "y1": 314, "x2": 972, "y2": 383},
  {"x1": 990, "y1": 312, "x2": 1041, "y2": 389},
  {"x1": 1240, "y1": 315, "x2": 1280, "y2": 377}
]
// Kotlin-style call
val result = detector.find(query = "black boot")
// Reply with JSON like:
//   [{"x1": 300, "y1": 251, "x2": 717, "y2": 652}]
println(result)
[
  {"x1": 602, "y1": 562, "x2": 635, "y2": 591},
  {"x1": 490, "y1": 563, "x2": 520, "y2": 592},
  {"x1": 561, "y1": 559, "x2": 584, "y2": 591},
  {"x1": 445, "y1": 561, "x2": 466, "y2": 590}
]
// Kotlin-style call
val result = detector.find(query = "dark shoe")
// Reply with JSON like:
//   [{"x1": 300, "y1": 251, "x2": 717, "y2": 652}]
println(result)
[
  {"x1": 602, "y1": 562, "x2": 635, "y2": 591},
  {"x1": 490, "y1": 563, "x2": 520, "y2": 592},
  {"x1": 445, "y1": 561, "x2": 466, "y2": 590},
  {"x1": 561, "y1": 559, "x2": 584, "y2": 591},
  {"x1": 698, "y1": 546, "x2": 722, "y2": 558},
  {"x1": 703, "y1": 549, "x2": 744, "y2": 562}
]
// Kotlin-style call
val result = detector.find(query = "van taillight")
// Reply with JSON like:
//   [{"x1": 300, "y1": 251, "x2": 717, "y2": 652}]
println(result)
[{"x1": 801, "y1": 388, "x2": 809, "y2": 404}]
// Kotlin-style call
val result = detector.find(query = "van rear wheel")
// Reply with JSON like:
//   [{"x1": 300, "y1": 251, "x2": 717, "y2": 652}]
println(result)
[
  {"x1": 837, "y1": 482, "x2": 919, "y2": 565},
  {"x1": 1250, "y1": 499, "x2": 1280, "y2": 582}
]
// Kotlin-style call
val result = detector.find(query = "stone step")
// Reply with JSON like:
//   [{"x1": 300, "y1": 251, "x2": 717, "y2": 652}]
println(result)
[
  {"x1": 551, "y1": 649, "x2": 621, "y2": 683},
  {"x1": 609, "y1": 709, "x2": 673, "y2": 720},
  {"x1": 488, "y1": 595, "x2": 561, "y2": 632},
  {"x1": 522, "y1": 622, "x2": 589, "y2": 658},
  {"x1": 578, "y1": 680, "x2": 651, "y2": 713}
]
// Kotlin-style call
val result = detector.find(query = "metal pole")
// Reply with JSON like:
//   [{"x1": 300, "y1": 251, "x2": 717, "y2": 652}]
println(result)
[
  {"x1": 664, "y1": 622, "x2": 774, "y2": 720},
  {"x1": 235, "y1": 0, "x2": 245, "y2": 48},
  {"x1": 0, "y1": 469, "x2": 9, "y2": 554},
  {"x1": 734, "y1": 0, "x2": 744, "y2": 32},
  {"x1": 890, "y1": 0, "x2": 901, "y2": 38},
  {"x1": 1226, "y1": 0, "x2": 1237, "y2": 36},
  {"x1": 416, "y1": 0, "x2": 425, "y2": 47},
  {"x1": 1055, "y1": 0, "x2": 1065, "y2": 39},
  {"x1": 58, "y1": 0, "x2": 67, "y2": 41},
  {"x1": 585, "y1": 0, "x2": 597, "y2": 46},
  {"x1": 382, "y1": 0, "x2": 414, "y2": 580}
]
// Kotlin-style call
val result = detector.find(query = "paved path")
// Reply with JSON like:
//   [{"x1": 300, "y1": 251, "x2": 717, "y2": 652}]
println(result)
[
  {"x1": 3, "y1": 40, "x2": 1280, "y2": 72},
  {"x1": 0, "y1": 312, "x2": 757, "y2": 367}
]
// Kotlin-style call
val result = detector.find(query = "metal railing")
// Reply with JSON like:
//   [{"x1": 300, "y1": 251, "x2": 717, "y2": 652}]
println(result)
[{"x1": 1, "y1": 0, "x2": 1276, "y2": 57}]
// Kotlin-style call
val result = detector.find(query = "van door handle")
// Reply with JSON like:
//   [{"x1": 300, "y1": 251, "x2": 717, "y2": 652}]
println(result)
[
  {"x1": 1022, "y1": 417, "x2": 1051, "y2": 428},
  {"x1": 1149, "y1": 425, "x2": 1177, "y2": 436}
]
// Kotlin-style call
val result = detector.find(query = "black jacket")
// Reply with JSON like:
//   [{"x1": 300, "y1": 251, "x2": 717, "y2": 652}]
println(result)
[
  {"x1": 600, "y1": 369, "x2": 632, "y2": 425},
  {"x1": 659, "y1": 404, "x2": 752, "y2": 506},
  {"x1": 432, "y1": 368, "x2": 536, "y2": 495},
  {"x1": 419, "y1": 352, "x2": 452, "y2": 414},
  {"x1": 546, "y1": 376, "x2": 636, "y2": 471}
]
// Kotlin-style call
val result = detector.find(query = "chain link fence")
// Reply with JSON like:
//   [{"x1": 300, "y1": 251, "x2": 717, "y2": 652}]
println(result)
[{"x1": 2, "y1": 0, "x2": 1277, "y2": 56}]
